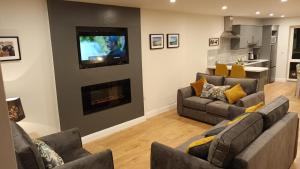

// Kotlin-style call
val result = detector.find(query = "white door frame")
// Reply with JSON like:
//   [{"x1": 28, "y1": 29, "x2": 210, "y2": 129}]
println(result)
[
  {"x1": 0, "y1": 63, "x2": 18, "y2": 169},
  {"x1": 287, "y1": 26, "x2": 300, "y2": 81}
]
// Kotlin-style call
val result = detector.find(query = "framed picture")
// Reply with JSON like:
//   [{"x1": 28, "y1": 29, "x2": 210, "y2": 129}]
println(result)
[
  {"x1": 209, "y1": 38, "x2": 220, "y2": 47},
  {"x1": 150, "y1": 34, "x2": 164, "y2": 49},
  {"x1": 0, "y1": 36, "x2": 21, "y2": 61},
  {"x1": 167, "y1": 34, "x2": 180, "y2": 48}
]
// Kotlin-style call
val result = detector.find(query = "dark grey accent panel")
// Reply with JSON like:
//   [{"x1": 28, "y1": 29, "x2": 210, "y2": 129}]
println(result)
[{"x1": 47, "y1": 0, "x2": 144, "y2": 136}]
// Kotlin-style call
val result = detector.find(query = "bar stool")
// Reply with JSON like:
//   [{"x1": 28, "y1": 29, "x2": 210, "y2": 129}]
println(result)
[
  {"x1": 230, "y1": 64, "x2": 246, "y2": 78},
  {"x1": 215, "y1": 64, "x2": 229, "y2": 77}
]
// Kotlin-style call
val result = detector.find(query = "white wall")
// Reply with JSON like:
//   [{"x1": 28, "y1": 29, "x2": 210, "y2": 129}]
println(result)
[
  {"x1": 0, "y1": 0, "x2": 60, "y2": 136},
  {"x1": 263, "y1": 17, "x2": 300, "y2": 81},
  {"x1": 141, "y1": 9, "x2": 224, "y2": 115}
]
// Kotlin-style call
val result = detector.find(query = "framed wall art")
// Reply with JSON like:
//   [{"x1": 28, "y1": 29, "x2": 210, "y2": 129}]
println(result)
[
  {"x1": 0, "y1": 36, "x2": 21, "y2": 61},
  {"x1": 209, "y1": 38, "x2": 220, "y2": 47},
  {"x1": 167, "y1": 34, "x2": 179, "y2": 48},
  {"x1": 150, "y1": 34, "x2": 164, "y2": 50}
]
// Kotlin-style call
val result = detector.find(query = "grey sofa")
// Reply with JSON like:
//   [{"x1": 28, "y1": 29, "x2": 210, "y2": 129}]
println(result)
[
  {"x1": 152, "y1": 96, "x2": 299, "y2": 169},
  {"x1": 177, "y1": 73, "x2": 265, "y2": 124},
  {"x1": 10, "y1": 121, "x2": 114, "y2": 169}
]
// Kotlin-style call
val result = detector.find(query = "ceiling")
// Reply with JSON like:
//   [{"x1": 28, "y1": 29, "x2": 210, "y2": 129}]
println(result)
[{"x1": 71, "y1": 0, "x2": 300, "y2": 18}]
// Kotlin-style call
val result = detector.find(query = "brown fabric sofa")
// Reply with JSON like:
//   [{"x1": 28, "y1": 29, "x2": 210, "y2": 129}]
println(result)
[
  {"x1": 152, "y1": 96, "x2": 299, "y2": 169},
  {"x1": 177, "y1": 73, "x2": 265, "y2": 124}
]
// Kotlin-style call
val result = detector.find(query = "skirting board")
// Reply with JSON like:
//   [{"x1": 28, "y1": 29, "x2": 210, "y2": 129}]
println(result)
[
  {"x1": 82, "y1": 103, "x2": 177, "y2": 144},
  {"x1": 276, "y1": 78, "x2": 287, "y2": 82},
  {"x1": 82, "y1": 116, "x2": 146, "y2": 144},
  {"x1": 145, "y1": 103, "x2": 177, "y2": 119}
]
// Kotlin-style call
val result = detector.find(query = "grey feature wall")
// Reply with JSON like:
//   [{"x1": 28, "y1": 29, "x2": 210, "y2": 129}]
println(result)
[{"x1": 47, "y1": 0, "x2": 144, "y2": 136}]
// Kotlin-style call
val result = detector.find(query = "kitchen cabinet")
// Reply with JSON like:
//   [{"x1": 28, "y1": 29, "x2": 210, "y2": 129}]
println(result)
[{"x1": 231, "y1": 25, "x2": 263, "y2": 49}]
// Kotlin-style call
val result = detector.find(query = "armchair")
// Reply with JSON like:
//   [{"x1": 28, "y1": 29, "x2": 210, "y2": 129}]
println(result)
[{"x1": 10, "y1": 121, "x2": 114, "y2": 169}]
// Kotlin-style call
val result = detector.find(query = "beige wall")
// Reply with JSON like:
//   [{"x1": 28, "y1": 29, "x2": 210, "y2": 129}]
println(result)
[
  {"x1": 141, "y1": 9, "x2": 224, "y2": 115},
  {"x1": 0, "y1": 0, "x2": 60, "y2": 136},
  {"x1": 263, "y1": 17, "x2": 300, "y2": 81}
]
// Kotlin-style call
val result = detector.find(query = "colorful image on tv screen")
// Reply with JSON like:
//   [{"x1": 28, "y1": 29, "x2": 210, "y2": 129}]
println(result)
[{"x1": 79, "y1": 35, "x2": 127, "y2": 62}]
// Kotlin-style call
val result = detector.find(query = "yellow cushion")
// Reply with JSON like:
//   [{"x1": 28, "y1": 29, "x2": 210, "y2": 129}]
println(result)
[
  {"x1": 186, "y1": 136, "x2": 215, "y2": 153},
  {"x1": 226, "y1": 113, "x2": 250, "y2": 126},
  {"x1": 191, "y1": 78, "x2": 207, "y2": 96},
  {"x1": 224, "y1": 84, "x2": 247, "y2": 104},
  {"x1": 245, "y1": 102, "x2": 265, "y2": 113}
]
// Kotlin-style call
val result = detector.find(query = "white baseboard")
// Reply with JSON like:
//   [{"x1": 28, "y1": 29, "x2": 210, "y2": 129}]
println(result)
[
  {"x1": 82, "y1": 103, "x2": 177, "y2": 144},
  {"x1": 145, "y1": 103, "x2": 177, "y2": 119},
  {"x1": 275, "y1": 78, "x2": 287, "y2": 82},
  {"x1": 82, "y1": 116, "x2": 146, "y2": 144}
]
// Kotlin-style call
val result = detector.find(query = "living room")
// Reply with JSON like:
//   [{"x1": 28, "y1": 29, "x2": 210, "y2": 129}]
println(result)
[{"x1": 1, "y1": 0, "x2": 300, "y2": 169}]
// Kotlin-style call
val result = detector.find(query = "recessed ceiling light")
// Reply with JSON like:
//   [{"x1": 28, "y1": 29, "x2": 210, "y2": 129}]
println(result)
[
  {"x1": 281, "y1": 0, "x2": 288, "y2": 2},
  {"x1": 170, "y1": 0, "x2": 176, "y2": 3},
  {"x1": 256, "y1": 11, "x2": 261, "y2": 15},
  {"x1": 281, "y1": 15, "x2": 285, "y2": 18},
  {"x1": 269, "y1": 13, "x2": 274, "y2": 17},
  {"x1": 222, "y1": 6, "x2": 228, "y2": 10}
]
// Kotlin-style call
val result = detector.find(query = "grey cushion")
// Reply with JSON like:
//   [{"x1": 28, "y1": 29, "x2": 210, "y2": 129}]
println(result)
[
  {"x1": 206, "y1": 101, "x2": 231, "y2": 118},
  {"x1": 10, "y1": 121, "x2": 45, "y2": 169},
  {"x1": 224, "y1": 78, "x2": 258, "y2": 95},
  {"x1": 257, "y1": 96, "x2": 289, "y2": 130},
  {"x1": 237, "y1": 91, "x2": 265, "y2": 108},
  {"x1": 208, "y1": 113, "x2": 264, "y2": 168},
  {"x1": 196, "y1": 73, "x2": 224, "y2": 86},
  {"x1": 183, "y1": 97, "x2": 213, "y2": 111},
  {"x1": 228, "y1": 105, "x2": 246, "y2": 120}
]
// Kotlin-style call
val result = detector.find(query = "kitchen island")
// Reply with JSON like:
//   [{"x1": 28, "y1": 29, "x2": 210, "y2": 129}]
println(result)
[{"x1": 207, "y1": 62, "x2": 269, "y2": 91}]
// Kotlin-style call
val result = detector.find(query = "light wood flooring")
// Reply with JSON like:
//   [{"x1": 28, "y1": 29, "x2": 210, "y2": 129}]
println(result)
[{"x1": 84, "y1": 82, "x2": 300, "y2": 169}]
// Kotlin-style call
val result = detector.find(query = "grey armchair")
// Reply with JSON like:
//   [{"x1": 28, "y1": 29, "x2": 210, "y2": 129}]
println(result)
[{"x1": 10, "y1": 121, "x2": 114, "y2": 169}]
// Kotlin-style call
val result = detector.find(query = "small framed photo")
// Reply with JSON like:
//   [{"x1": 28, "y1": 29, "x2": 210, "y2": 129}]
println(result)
[
  {"x1": 150, "y1": 34, "x2": 164, "y2": 50},
  {"x1": 209, "y1": 38, "x2": 220, "y2": 47},
  {"x1": 0, "y1": 36, "x2": 21, "y2": 61},
  {"x1": 167, "y1": 34, "x2": 180, "y2": 48}
]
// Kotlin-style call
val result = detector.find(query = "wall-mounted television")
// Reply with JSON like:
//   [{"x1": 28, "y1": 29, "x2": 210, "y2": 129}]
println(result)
[{"x1": 76, "y1": 27, "x2": 129, "y2": 69}]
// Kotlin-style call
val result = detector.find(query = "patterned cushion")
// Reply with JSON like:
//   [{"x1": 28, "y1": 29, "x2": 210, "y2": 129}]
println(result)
[
  {"x1": 33, "y1": 139, "x2": 64, "y2": 169},
  {"x1": 201, "y1": 83, "x2": 230, "y2": 102}
]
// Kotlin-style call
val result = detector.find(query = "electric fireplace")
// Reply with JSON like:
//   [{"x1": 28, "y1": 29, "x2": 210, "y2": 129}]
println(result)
[{"x1": 81, "y1": 79, "x2": 131, "y2": 115}]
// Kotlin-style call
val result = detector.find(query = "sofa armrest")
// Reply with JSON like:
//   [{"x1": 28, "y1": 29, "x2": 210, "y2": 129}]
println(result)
[
  {"x1": 177, "y1": 86, "x2": 194, "y2": 115},
  {"x1": 228, "y1": 105, "x2": 246, "y2": 120},
  {"x1": 238, "y1": 91, "x2": 265, "y2": 108},
  {"x1": 39, "y1": 128, "x2": 83, "y2": 159},
  {"x1": 151, "y1": 142, "x2": 223, "y2": 169},
  {"x1": 54, "y1": 149, "x2": 114, "y2": 169}
]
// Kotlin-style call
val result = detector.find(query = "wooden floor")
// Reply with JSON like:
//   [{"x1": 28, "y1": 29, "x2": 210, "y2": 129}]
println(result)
[{"x1": 84, "y1": 82, "x2": 300, "y2": 169}]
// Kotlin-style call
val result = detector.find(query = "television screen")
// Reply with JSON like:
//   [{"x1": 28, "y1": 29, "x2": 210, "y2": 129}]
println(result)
[{"x1": 77, "y1": 27, "x2": 129, "y2": 69}]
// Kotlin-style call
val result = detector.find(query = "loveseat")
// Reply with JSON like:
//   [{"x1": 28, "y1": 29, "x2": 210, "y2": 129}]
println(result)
[
  {"x1": 152, "y1": 96, "x2": 299, "y2": 169},
  {"x1": 10, "y1": 121, "x2": 114, "y2": 169},
  {"x1": 177, "y1": 73, "x2": 265, "y2": 124}
]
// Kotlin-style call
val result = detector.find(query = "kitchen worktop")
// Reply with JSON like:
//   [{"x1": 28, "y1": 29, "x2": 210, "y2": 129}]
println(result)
[
  {"x1": 207, "y1": 65, "x2": 268, "y2": 73},
  {"x1": 208, "y1": 59, "x2": 269, "y2": 73}
]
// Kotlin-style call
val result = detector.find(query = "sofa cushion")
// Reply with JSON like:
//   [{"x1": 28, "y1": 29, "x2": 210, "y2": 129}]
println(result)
[
  {"x1": 196, "y1": 73, "x2": 224, "y2": 86},
  {"x1": 183, "y1": 97, "x2": 213, "y2": 111},
  {"x1": 224, "y1": 84, "x2": 247, "y2": 104},
  {"x1": 201, "y1": 83, "x2": 231, "y2": 102},
  {"x1": 33, "y1": 139, "x2": 64, "y2": 169},
  {"x1": 10, "y1": 121, "x2": 45, "y2": 169},
  {"x1": 191, "y1": 78, "x2": 207, "y2": 96},
  {"x1": 187, "y1": 136, "x2": 215, "y2": 160},
  {"x1": 208, "y1": 113, "x2": 263, "y2": 168},
  {"x1": 176, "y1": 120, "x2": 229, "y2": 152},
  {"x1": 224, "y1": 78, "x2": 258, "y2": 95},
  {"x1": 206, "y1": 101, "x2": 231, "y2": 118},
  {"x1": 257, "y1": 96, "x2": 289, "y2": 130}
]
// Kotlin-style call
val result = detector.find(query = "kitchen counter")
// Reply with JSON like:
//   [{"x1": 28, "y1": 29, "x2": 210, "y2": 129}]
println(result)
[
  {"x1": 207, "y1": 60, "x2": 269, "y2": 91},
  {"x1": 207, "y1": 65, "x2": 268, "y2": 73}
]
